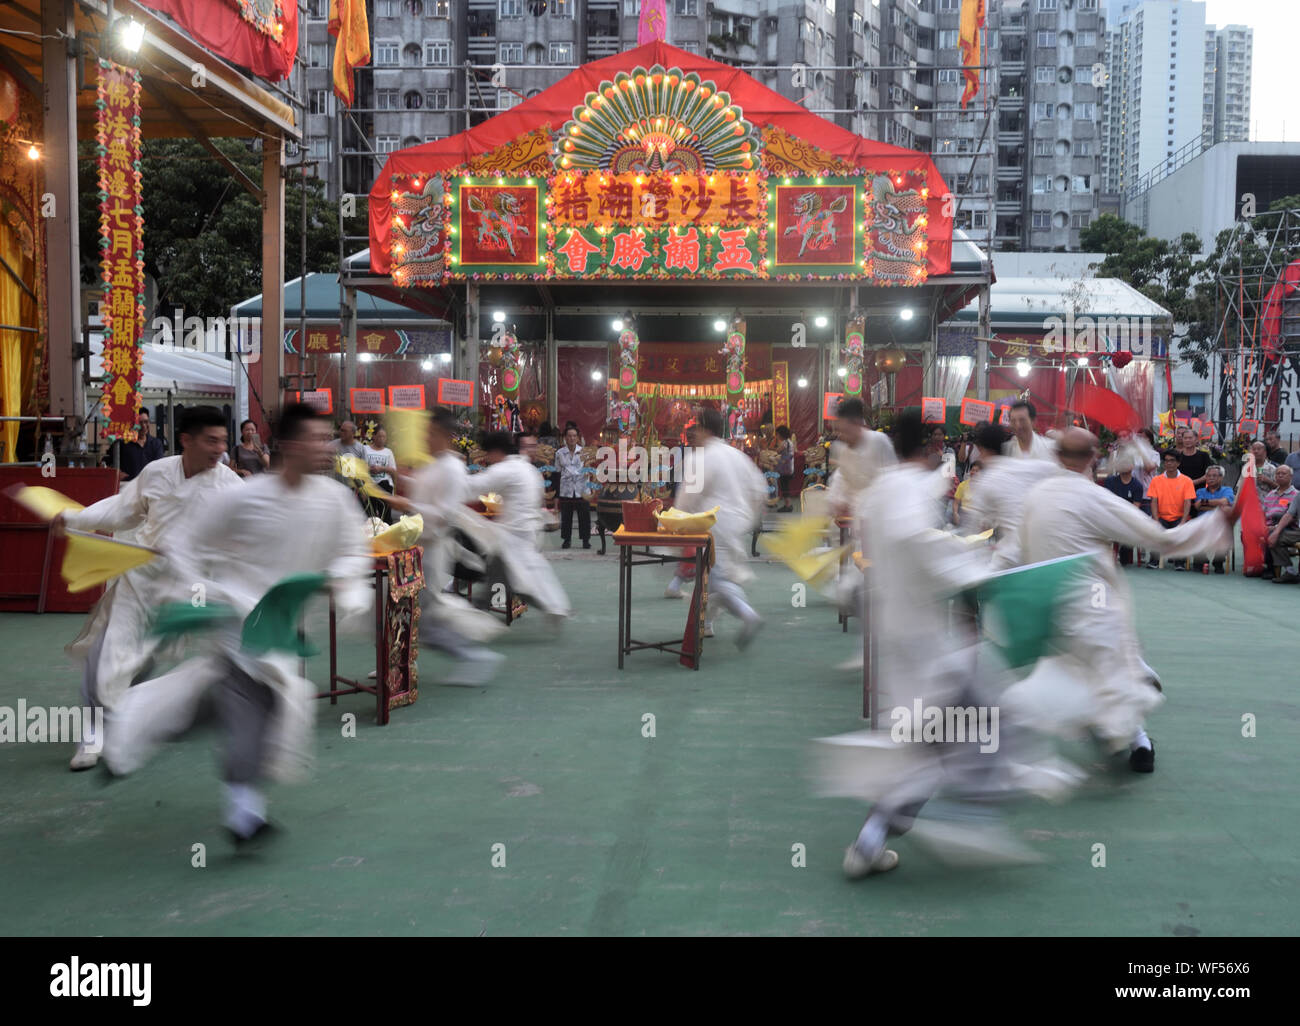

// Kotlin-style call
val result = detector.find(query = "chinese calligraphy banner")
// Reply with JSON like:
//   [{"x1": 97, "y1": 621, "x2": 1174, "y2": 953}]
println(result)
[
  {"x1": 285, "y1": 326, "x2": 411, "y2": 355},
  {"x1": 97, "y1": 60, "x2": 144, "y2": 443},
  {"x1": 349, "y1": 388, "x2": 385, "y2": 414},
  {"x1": 772, "y1": 362, "x2": 790, "y2": 433}
]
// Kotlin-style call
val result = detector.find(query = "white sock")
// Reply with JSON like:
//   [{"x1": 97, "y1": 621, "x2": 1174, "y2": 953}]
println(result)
[
  {"x1": 224, "y1": 783, "x2": 267, "y2": 836},
  {"x1": 855, "y1": 814, "x2": 889, "y2": 856},
  {"x1": 1130, "y1": 728, "x2": 1152, "y2": 752}
]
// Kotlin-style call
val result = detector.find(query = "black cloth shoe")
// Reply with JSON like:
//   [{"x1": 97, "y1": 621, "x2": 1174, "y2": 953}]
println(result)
[
  {"x1": 1213, "y1": 561, "x2": 1226, "y2": 574},
  {"x1": 228, "y1": 820, "x2": 278, "y2": 851},
  {"x1": 582, "y1": 541, "x2": 591, "y2": 549},
  {"x1": 560, "y1": 540, "x2": 571, "y2": 549},
  {"x1": 1129, "y1": 742, "x2": 1155, "y2": 774}
]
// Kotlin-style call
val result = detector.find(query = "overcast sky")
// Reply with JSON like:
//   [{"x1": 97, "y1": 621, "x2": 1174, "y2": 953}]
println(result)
[{"x1": 1203, "y1": 0, "x2": 1295, "y2": 142}]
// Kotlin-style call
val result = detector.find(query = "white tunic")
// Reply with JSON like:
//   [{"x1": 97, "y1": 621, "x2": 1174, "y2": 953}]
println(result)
[
  {"x1": 1003, "y1": 432, "x2": 1057, "y2": 461},
  {"x1": 826, "y1": 430, "x2": 897, "y2": 519},
  {"x1": 471, "y1": 455, "x2": 570, "y2": 616},
  {"x1": 964, "y1": 456, "x2": 1064, "y2": 569},
  {"x1": 1017, "y1": 470, "x2": 1232, "y2": 746},
  {"x1": 62, "y1": 456, "x2": 241, "y2": 708},
  {"x1": 858, "y1": 462, "x2": 991, "y2": 713},
  {"x1": 676, "y1": 438, "x2": 768, "y2": 584}
]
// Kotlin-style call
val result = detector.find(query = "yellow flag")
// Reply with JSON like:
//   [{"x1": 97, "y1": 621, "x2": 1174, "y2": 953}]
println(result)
[
  {"x1": 387, "y1": 407, "x2": 433, "y2": 468},
  {"x1": 371, "y1": 514, "x2": 424, "y2": 556},
  {"x1": 60, "y1": 529, "x2": 157, "y2": 593},
  {"x1": 335, "y1": 454, "x2": 393, "y2": 500},
  {"x1": 5, "y1": 485, "x2": 85, "y2": 521},
  {"x1": 759, "y1": 514, "x2": 846, "y2": 588}
]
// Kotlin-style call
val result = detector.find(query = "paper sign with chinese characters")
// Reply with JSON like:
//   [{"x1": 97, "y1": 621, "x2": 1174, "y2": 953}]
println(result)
[
  {"x1": 921, "y1": 397, "x2": 946, "y2": 424},
  {"x1": 960, "y1": 398, "x2": 994, "y2": 426}
]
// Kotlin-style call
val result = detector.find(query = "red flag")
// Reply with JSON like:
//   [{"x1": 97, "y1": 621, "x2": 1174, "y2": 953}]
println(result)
[
  {"x1": 329, "y1": 0, "x2": 370, "y2": 107},
  {"x1": 638, "y1": 0, "x2": 669, "y2": 44},
  {"x1": 1069, "y1": 380, "x2": 1143, "y2": 434},
  {"x1": 959, "y1": 0, "x2": 986, "y2": 110},
  {"x1": 1236, "y1": 471, "x2": 1268, "y2": 575}
]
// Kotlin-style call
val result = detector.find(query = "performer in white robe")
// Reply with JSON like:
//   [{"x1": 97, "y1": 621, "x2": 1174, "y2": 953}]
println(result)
[
  {"x1": 103, "y1": 403, "x2": 373, "y2": 844},
  {"x1": 472, "y1": 432, "x2": 571, "y2": 619},
  {"x1": 963, "y1": 422, "x2": 1063, "y2": 569},
  {"x1": 1016, "y1": 428, "x2": 1234, "y2": 772},
  {"x1": 387, "y1": 409, "x2": 505, "y2": 684},
  {"x1": 1002, "y1": 400, "x2": 1057, "y2": 460},
  {"x1": 55, "y1": 406, "x2": 240, "y2": 770},
  {"x1": 675, "y1": 407, "x2": 769, "y2": 647},
  {"x1": 825, "y1": 397, "x2": 897, "y2": 521},
  {"x1": 841, "y1": 409, "x2": 996, "y2": 878}
]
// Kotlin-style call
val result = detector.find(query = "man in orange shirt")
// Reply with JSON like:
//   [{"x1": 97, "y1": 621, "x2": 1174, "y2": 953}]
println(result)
[{"x1": 1144, "y1": 450, "x2": 1197, "y2": 569}]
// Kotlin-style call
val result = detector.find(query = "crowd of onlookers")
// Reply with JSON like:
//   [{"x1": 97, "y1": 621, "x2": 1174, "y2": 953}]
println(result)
[{"x1": 944, "y1": 403, "x2": 1300, "y2": 583}]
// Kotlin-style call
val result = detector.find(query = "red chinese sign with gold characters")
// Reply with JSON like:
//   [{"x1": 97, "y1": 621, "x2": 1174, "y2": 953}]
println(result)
[{"x1": 96, "y1": 60, "x2": 145, "y2": 442}]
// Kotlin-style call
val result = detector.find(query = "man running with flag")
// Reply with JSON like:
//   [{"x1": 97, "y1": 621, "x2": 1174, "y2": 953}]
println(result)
[{"x1": 1017, "y1": 428, "x2": 1237, "y2": 773}]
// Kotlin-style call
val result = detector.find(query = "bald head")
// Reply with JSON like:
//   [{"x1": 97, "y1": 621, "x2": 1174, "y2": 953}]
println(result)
[{"x1": 1057, "y1": 427, "x2": 1099, "y2": 473}]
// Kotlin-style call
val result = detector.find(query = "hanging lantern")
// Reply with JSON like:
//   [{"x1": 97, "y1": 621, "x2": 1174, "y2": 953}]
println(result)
[{"x1": 874, "y1": 348, "x2": 907, "y2": 373}]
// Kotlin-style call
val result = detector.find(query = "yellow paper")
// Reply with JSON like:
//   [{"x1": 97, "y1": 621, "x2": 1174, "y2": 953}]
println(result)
[
  {"x1": 60, "y1": 529, "x2": 157, "y2": 593},
  {"x1": 654, "y1": 505, "x2": 719, "y2": 534},
  {"x1": 371, "y1": 514, "x2": 424, "y2": 555},
  {"x1": 7, "y1": 485, "x2": 85, "y2": 521},
  {"x1": 387, "y1": 407, "x2": 432, "y2": 468},
  {"x1": 478, "y1": 493, "x2": 503, "y2": 515},
  {"x1": 335, "y1": 454, "x2": 392, "y2": 500},
  {"x1": 759, "y1": 513, "x2": 845, "y2": 586}
]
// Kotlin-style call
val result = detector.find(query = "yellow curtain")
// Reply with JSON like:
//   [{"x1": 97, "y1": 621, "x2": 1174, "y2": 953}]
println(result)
[{"x1": 0, "y1": 223, "x2": 22, "y2": 463}]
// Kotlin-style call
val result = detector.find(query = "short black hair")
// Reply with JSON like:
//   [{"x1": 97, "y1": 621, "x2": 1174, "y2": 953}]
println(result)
[
  {"x1": 1010, "y1": 399, "x2": 1036, "y2": 421},
  {"x1": 1161, "y1": 449, "x2": 1181, "y2": 461},
  {"x1": 893, "y1": 408, "x2": 927, "y2": 460},
  {"x1": 775, "y1": 425, "x2": 791, "y2": 440},
  {"x1": 431, "y1": 407, "x2": 460, "y2": 436},
  {"x1": 240, "y1": 419, "x2": 255, "y2": 431},
  {"x1": 974, "y1": 423, "x2": 1007, "y2": 452},
  {"x1": 179, "y1": 405, "x2": 226, "y2": 438},
  {"x1": 480, "y1": 430, "x2": 516, "y2": 455},
  {"x1": 564, "y1": 420, "x2": 579, "y2": 432},
  {"x1": 836, "y1": 397, "x2": 865, "y2": 422},
  {"x1": 277, "y1": 402, "x2": 320, "y2": 442},
  {"x1": 697, "y1": 406, "x2": 725, "y2": 438}
]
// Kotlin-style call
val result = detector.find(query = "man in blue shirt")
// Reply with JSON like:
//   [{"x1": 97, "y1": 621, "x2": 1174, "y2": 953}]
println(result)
[
  {"x1": 1193, "y1": 464, "x2": 1235, "y2": 573},
  {"x1": 106, "y1": 408, "x2": 165, "y2": 482},
  {"x1": 1103, "y1": 462, "x2": 1145, "y2": 565}
]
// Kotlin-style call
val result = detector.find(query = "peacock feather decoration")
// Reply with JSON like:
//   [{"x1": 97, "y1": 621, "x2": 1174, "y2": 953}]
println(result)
[{"x1": 555, "y1": 65, "x2": 757, "y2": 175}]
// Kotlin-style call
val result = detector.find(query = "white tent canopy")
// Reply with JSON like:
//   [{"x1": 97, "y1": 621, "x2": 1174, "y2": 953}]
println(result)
[{"x1": 88, "y1": 336, "x2": 236, "y2": 397}]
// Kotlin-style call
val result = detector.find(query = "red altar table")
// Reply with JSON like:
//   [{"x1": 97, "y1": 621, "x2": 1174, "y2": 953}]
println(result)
[
  {"x1": 321, "y1": 547, "x2": 424, "y2": 725},
  {"x1": 613, "y1": 527, "x2": 713, "y2": 670}
]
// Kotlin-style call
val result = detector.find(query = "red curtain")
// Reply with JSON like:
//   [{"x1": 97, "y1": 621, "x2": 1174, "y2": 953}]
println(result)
[
  {"x1": 770, "y1": 345, "x2": 818, "y2": 447},
  {"x1": 139, "y1": 1, "x2": 298, "y2": 81},
  {"x1": 556, "y1": 347, "x2": 609, "y2": 443}
]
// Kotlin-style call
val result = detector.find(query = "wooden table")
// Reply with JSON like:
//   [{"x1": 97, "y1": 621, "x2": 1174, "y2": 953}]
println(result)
[
  {"x1": 614, "y1": 527, "x2": 713, "y2": 670},
  {"x1": 322, "y1": 548, "x2": 423, "y2": 725}
]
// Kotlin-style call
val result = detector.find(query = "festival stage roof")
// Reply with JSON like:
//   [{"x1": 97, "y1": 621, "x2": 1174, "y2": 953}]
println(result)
[{"x1": 366, "y1": 41, "x2": 963, "y2": 290}]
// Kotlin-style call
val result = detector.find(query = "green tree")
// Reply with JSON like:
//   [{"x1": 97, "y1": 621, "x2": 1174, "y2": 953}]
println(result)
[{"x1": 79, "y1": 138, "x2": 352, "y2": 317}]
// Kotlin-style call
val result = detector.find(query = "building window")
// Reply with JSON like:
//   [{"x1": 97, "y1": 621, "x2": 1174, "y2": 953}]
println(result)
[
  {"x1": 498, "y1": 89, "x2": 521, "y2": 111},
  {"x1": 1076, "y1": 103, "x2": 1096, "y2": 120},
  {"x1": 403, "y1": 90, "x2": 422, "y2": 109},
  {"x1": 624, "y1": 0, "x2": 640, "y2": 13},
  {"x1": 549, "y1": 42, "x2": 573, "y2": 64},
  {"x1": 376, "y1": 136, "x2": 400, "y2": 154},
  {"x1": 679, "y1": 41, "x2": 699, "y2": 54},
  {"x1": 1032, "y1": 175, "x2": 1051, "y2": 193},
  {"x1": 433, "y1": 0, "x2": 450, "y2": 14},
  {"x1": 1038, "y1": 0, "x2": 1057, "y2": 10},
  {"x1": 525, "y1": 42, "x2": 545, "y2": 64},
  {"x1": 939, "y1": 0, "x2": 959, "y2": 9},
  {"x1": 375, "y1": 89, "x2": 399, "y2": 110},
  {"x1": 500, "y1": 0, "x2": 522, "y2": 17},
  {"x1": 309, "y1": 89, "x2": 333, "y2": 115},
  {"x1": 308, "y1": 139, "x2": 330, "y2": 162},
  {"x1": 1078, "y1": 31, "x2": 1096, "y2": 47},
  {"x1": 972, "y1": 210, "x2": 989, "y2": 228},
  {"x1": 425, "y1": 41, "x2": 450, "y2": 65},
  {"x1": 1073, "y1": 175, "x2": 1092, "y2": 192},
  {"x1": 403, "y1": 0, "x2": 424, "y2": 14},
  {"x1": 1032, "y1": 211, "x2": 1051, "y2": 229},
  {"x1": 427, "y1": 88, "x2": 451, "y2": 110},
  {"x1": 674, "y1": 0, "x2": 697, "y2": 13},
  {"x1": 1036, "y1": 31, "x2": 1057, "y2": 47},
  {"x1": 551, "y1": 0, "x2": 573, "y2": 15},
  {"x1": 309, "y1": 0, "x2": 330, "y2": 18},
  {"x1": 973, "y1": 175, "x2": 988, "y2": 192},
  {"x1": 375, "y1": 41, "x2": 400, "y2": 65},
  {"x1": 1071, "y1": 212, "x2": 1091, "y2": 228},
  {"x1": 938, "y1": 30, "x2": 958, "y2": 50},
  {"x1": 1032, "y1": 102, "x2": 1054, "y2": 120},
  {"x1": 937, "y1": 69, "x2": 959, "y2": 83},
  {"x1": 1034, "y1": 139, "x2": 1053, "y2": 156},
  {"x1": 1036, "y1": 66, "x2": 1053, "y2": 83},
  {"x1": 500, "y1": 43, "x2": 523, "y2": 63},
  {"x1": 376, "y1": 0, "x2": 396, "y2": 16}
]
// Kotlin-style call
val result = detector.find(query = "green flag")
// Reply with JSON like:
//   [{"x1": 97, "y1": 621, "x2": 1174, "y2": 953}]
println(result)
[
  {"x1": 151, "y1": 601, "x2": 238, "y2": 640},
  {"x1": 975, "y1": 554, "x2": 1092, "y2": 669},
  {"x1": 239, "y1": 573, "x2": 332, "y2": 656}
]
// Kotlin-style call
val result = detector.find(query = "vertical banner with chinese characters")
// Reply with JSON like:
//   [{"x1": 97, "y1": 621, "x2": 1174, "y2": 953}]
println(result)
[
  {"x1": 772, "y1": 362, "x2": 790, "y2": 435},
  {"x1": 96, "y1": 60, "x2": 144, "y2": 441}
]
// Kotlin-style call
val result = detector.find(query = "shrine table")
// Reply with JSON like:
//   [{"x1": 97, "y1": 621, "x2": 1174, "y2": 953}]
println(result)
[
  {"x1": 322, "y1": 547, "x2": 423, "y2": 725},
  {"x1": 614, "y1": 527, "x2": 713, "y2": 670}
]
